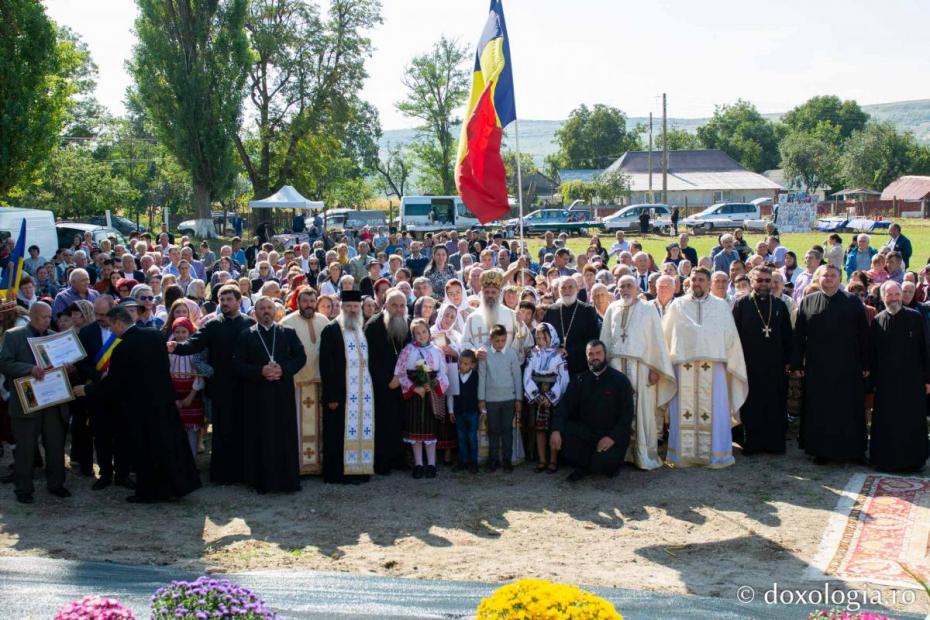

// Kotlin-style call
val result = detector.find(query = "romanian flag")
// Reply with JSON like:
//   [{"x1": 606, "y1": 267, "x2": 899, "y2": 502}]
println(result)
[
  {"x1": 455, "y1": 0, "x2": 516, "y2": 225},
  {"x1": 0, "y1": 219, "x2": 27, "y2": 301},
  {"x1": 95, "y1": 333, "x2": 121, "y2": 373}
]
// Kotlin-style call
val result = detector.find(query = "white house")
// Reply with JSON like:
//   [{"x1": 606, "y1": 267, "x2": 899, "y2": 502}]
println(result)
[{"x1": 603, "y1": 149, "x2": 783, "y2": 208}]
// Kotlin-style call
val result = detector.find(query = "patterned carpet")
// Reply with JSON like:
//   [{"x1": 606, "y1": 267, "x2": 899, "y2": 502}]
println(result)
[{"x1": 809, "y1": 473, "x2": 930, "y2": 588}]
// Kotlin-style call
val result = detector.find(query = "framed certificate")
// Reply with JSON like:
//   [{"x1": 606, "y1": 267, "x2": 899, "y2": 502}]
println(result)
[
  {"x1": 14, "y1": 368, "x2": 75, "y2": 414},
  {"x1": 28, "y1": 329, "x2": 87, "y2": 369}
]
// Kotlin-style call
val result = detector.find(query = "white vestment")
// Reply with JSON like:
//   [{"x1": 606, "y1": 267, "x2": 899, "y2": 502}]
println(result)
[
  {"x1": 280, "y1": 311, "x2": 330, "y2": 474},
  {"x1": 601, "y1": 300, "x2": 676, "y2": 470},
  {"x1": 662, "y1": 295, "x2": 748, "y2": 468}
]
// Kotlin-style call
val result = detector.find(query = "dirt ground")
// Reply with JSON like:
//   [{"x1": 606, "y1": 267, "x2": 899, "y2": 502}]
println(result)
[{"x1": 0, "y1": 434, "x2": 927, "y2": 617}]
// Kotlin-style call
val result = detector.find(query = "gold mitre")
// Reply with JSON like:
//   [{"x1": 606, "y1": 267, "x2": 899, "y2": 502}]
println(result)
[{"x1": 480, "y1": 269, "x2": 504, "y2": 289}]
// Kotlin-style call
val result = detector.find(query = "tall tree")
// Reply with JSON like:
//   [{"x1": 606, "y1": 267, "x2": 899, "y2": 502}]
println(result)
[
  {"x1": 375, "y1": 142, "x2": 413, "y2": 199},
  {"x1": 655, "y1": 127, "x2": 703, "y2": 151},
  {"x1": 396, "y1": 36, "x2": 469, "y2": 195},
  {"x1": 696, "y1": 100, "x2": 781, "y2": 172},
  {"x1": 547, "y1": 104, "x2": 642, "y2": 173},
  {"x1": 779, "y1": 130, "x2": 838, "y2": 194},
  {"x1": 236, "y1": 0, "x2": 382, "y2": 208},
  {"x1": 0, "y1": 0, "x2": 70, "y2": 196},
  {"x1": 840, "y1": 122, "x2": 930, "y2": 191},
  {"x1": 131, "y1": 0, "x2": 250, "y2": 237},
  {"x1": 782, "y1": 95, "x2": 868, "y2": 144}
]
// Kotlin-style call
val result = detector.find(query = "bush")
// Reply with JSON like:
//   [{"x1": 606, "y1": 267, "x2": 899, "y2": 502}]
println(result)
[
  {"x1": 150, "y1": 576, "x2": 279, "y2": 619},
  {"x1": 54, "y1": 595, "x2": 136, "y2": 620},
  {"x1": 476, "y1": 578, "x2": 622, "y2": 620}
]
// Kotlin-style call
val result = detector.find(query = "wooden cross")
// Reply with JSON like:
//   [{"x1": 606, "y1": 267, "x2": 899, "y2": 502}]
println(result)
[{"x1": 762, "y1": 326, "x2": 773, "y2": 338}]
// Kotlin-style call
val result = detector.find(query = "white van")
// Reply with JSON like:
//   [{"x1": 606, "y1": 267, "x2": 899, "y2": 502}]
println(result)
[
  {"x1": 680, "y1": 202, "x2": 761, "y2": 232},
  {"x1": 399, "y1": 196, "x2": 479, "y2": 237},
  {"x1": 0, "y1": 208, "x2": 59, "y2": 258}
]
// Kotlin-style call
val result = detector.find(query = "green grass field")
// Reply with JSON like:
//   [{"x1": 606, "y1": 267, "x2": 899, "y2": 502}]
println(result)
[{"x1": 524, "y1": 220, "x2": 930, "y2": 275}]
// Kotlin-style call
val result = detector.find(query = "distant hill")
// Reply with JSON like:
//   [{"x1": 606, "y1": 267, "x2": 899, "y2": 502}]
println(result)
[{"x1": 379, "y1": 99, "x2": 930, "y2": 168}]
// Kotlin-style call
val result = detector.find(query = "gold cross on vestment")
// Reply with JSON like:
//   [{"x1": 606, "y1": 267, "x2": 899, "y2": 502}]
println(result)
[
  {"x1": 304, "y1": 447, "x2": 316, "y2": 459},
  {"x1": 683, "y1": 362, "x2": 693, "y2": 370},
  {"x1": 700, "y1": 412, "x2": 710, "y2": 422},
  {"x1": 701, "y1": 362, "x2": 711, "y2": 371},
  {"x1": 302, "y1": 396, "x2": 316, "y2": 409},
  {"x1": 683, "y1": 410, "x2": 693, "y2": 420}
]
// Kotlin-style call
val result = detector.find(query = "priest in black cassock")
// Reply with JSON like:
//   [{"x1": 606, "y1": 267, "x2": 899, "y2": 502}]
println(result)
[
  {"x1": 869, "y1": 281, "x2": 930, "y2": 472},
  {"x1": 732, "y1": 266, "x2": 793, "y2": 455},
  {"x1": 234, "y1": 297, "x2": 306, "y2": 493},
  {"x1": 364, "y1": 288, "x2": 410, "y2": 474},
  {"x1": 320, "y1": 290, "x2": 376, "y2": 484},
  {"x1": 544, "y1": 276, "x2": 601, "y2": 377},
  {"x1": 550, "y1": 340, "x2": 634, "y2": 482},
  {"x1": 168, "y1": 284, "x2": 254, "y2": 484},
  {"x1": 74, "y1": 306, "x2": 201, "y2": 503},
  {"x1": 791, "y1": 264, "x2": 870, "y2": 464}
]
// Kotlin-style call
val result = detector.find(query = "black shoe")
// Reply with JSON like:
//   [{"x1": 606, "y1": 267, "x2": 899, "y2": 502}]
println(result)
[
  {"x1": 468, "y1": 463, "x2": 479, "y2": 474},
  {"x1": 48, "y1": 487, "x2": 71, "y2": 498},
  {"x1": 502, "y1": 462, "x2": 513, "y2": 473},
  {"x1": 566, "y1": 469, "x2": 588, "y2": 483},
  {"x1": 16, "y1": 492, "x2": 34, "y2": 504},
  {"x1": 485, "y1": 461, "x2": 499, "y2": 473},
  {"x1": 412, "y1": 465, "x2": 424, "y2": 479},
  {"x1": 92, "y1": 478, "x2": 112, "y2": 491},
  {"x1": 115, "y1": 477, "x2": 136, "y2": 490},
  {"x1": 452, "y1": 462, "x2": 467, "y2": 472},
  {"x1": 425, "y1": 465, "x2": 437, "y2": 479}
]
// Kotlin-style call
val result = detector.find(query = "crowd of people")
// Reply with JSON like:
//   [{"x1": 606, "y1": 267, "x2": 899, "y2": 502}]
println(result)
[{"x1": 0, "y1": 219, "x2": 926, "y2": 504}]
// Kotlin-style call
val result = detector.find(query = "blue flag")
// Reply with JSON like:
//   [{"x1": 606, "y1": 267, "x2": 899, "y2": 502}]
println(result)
[{"x1": 1, "y1": 219, "x2": 27, "y2": 298}]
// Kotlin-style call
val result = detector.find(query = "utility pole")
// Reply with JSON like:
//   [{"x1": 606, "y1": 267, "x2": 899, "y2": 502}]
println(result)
[
  {"x1": 648, "y1": 112, "x2": 653, "y2": 202},
  {"x1": 662, "y1": 93, "x2": 668, "y2": 204}
]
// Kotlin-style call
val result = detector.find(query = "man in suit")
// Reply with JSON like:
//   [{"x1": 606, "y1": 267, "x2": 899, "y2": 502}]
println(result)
[
  {"x1": 76, "y1": 295, "x2": 130, "y2": 490},
  {"x1": 885, "y1": 223, "x2": 913, "y2": 269},
  {"x1": 74, "y1": 306, "x2": 201, "y2": 503},
  {"x1": 0, "y1": 302, "x2": 71, "y2": 504}
]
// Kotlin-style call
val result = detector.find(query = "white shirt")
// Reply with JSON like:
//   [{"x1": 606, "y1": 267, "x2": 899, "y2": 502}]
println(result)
[{"x1": 609, "y1": 241, "x2": 630, "y2": 257}]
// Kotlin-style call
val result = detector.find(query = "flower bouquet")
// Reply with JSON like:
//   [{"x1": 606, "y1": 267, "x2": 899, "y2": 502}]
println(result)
[
  {"x1": 476, "y1": 578, "x2": 622, "y2": 620},
  {"x1": 151, "y1": 576, "x2": 279, "y2": 619},
  {"x1": 412, "y1": 359, "x2": 441, "y2": 420},
  {"x1": 54, "y1": 596, "x2": 136, "y2": 620},
  {"x1": 807, "y1": 611, "x2": 893, "y2": 620}
]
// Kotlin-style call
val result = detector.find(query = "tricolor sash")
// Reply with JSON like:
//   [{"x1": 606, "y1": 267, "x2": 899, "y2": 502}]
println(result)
[{"x1": 95, "y1": 334, "x2": 120, "y2": 373}]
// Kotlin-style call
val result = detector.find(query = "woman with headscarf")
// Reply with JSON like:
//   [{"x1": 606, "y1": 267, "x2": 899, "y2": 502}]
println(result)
[
  {"x1": 523, "y1": 322, "x2": 568, "y2": 473},
  {"x1": 167, "y1": 317, "x2": 206, "y2": 458},
  {"x1": 431, "y1": 302, "x2": 463, "y2": 463}
]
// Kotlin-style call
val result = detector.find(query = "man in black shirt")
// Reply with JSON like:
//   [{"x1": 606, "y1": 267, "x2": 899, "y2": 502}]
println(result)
[{"x1": 551, "y1": 340, "x2": 634, "y2": 482}]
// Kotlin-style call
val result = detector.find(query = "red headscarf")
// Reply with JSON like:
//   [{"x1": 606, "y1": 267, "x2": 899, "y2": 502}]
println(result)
[{"x1": 170, "y1": 317, "x2": 196, "y2": 336}]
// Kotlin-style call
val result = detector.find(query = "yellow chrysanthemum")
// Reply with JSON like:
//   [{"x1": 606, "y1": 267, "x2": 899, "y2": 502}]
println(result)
[{"x1": 475, "y1": 579, "x2": 622, "y2": 620}]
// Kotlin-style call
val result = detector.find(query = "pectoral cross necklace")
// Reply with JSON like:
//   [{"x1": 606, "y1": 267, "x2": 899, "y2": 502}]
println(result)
[
  {"x1": 257, "y1": 323, "x2": 277, "y2": 363},
  {"x1": 619, "y1": 303, "x2": 632, "y2": 343},
  {"x1": 752, "y1": 295, "x2": 773, "y2": 338}
]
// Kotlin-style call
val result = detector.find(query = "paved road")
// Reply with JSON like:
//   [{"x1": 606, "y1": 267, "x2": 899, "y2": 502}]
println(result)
[{"x1": 0, "y1": 557, "x2": 920, "y2": 619}]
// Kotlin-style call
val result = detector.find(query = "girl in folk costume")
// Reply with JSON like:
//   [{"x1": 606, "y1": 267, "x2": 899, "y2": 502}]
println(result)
[
  {"x1": 168, "y1": 318, "x2": 207, "y2": 458},
  {"x1": 431, "y1": 303, "x2": 462, "y2": 460},
  {"x1": 523, "y1": 323, "x2": 568, "y2": 473},
  {"x1": 394, "y1": 318, "x2": 450, "y2": 479}
]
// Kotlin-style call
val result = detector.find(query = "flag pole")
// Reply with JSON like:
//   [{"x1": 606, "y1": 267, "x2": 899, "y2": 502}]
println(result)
[{"x1": 514, "y1": 119, "x2": 526, "y2": 256}]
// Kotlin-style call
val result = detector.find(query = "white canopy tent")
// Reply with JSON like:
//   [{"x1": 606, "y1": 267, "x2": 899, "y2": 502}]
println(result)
[{"x1": 248, "y1": 185, "x2": 324, "y2": 210}]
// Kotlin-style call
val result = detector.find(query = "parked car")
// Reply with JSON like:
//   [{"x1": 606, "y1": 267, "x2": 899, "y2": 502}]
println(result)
[
  {"x1": 600, "y1": 204, "x2": 672, "y2": 234},
  {"x1": 505, "y1": 208, "x2": 600, "y2": 234},
  {"x1": 0, "y1": 208, "x2": 58, "y2": 258},
  {"x1": 680, "y1": 202, "x2": 761, "y2": 232},
  {"x1": 84, "y1": 215, "x2": 146, "y2": 235},
  {"x1": 56, "y1": 222, "x2": 127, "y2": 250},
  {"x1": 177, "y1": 212, "x2": 236, "y2": 237},
  {"x1": 399, "y1": 195, "x2": 480, "y2": 237}
]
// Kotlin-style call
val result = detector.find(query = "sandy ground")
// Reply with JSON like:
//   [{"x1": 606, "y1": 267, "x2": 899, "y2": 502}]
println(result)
[{"x1": 0, "y1": 433, "x2": 928, "y2": 617}]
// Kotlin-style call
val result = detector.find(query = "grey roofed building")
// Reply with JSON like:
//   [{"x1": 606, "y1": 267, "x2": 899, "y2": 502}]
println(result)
[{"x1": 604, "y1": 149, "x2": 783, "y2": 207}]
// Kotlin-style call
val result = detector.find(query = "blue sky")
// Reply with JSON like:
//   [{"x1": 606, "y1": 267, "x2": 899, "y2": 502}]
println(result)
[{"x1": 44, "y1": 0, "x2": 930, "y2": 129}]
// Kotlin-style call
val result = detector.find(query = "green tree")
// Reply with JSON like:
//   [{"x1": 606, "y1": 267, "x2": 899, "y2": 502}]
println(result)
[
  {"x1": 396, "y1": 36, "x2": 469, "y2": 195},
  {"x1": 131, "y1": 0, "x2": 251, "y2": 237},
  {"x1": 56, "y1": 26, "x2": 108, "y2": 140},
  {"x1": 655, "y1": 127, "x2": 703, "y2": 151},
  {"x1": 236, "y1": 0, "x2": 382, "y2": 207},
  {"x1": 548, "y1": 104, "x2": 642, "y2": 172},
  {"x1": 779, "y1": 131, "x2": 838, "y2": 194},
  {"x1": 503, "y1": 150, "x2": 538, "y2": 208},
  {"x1": 782, "y1": 95, "x2": 868, "y2": 144},
  {"x1": 0, "y1": 0, "x2": 70, "y2": 196},
  {"x1": 696, "y1": 100, "x2": 781, "y2": 172},
  {"x1": 560, "y1": 180, "x2": 597, "y2": 205},
  {"x1": 593, "y1": 169, "x2": 631, "y2": 204},
  {"x1": 375, "y1": 142, "x2": 413, "y2": 198},
  {"x1": 840, "y1": 122, "x2": 930, "y2": 191}
]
